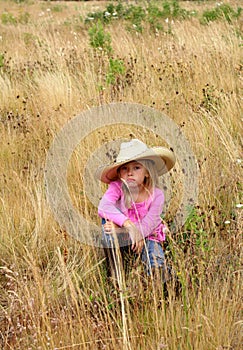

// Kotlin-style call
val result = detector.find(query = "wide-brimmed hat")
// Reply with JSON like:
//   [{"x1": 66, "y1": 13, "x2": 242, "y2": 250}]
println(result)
[{"x1": 95, "y1": 139, "x2": 176, "y2": 184}]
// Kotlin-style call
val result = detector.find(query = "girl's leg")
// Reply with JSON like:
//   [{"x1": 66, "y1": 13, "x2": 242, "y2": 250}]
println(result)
[
  {"x1": 103, "y1": 246, "x2": 118, "y2": 279},
  {"x1": 103, "y1": 244, "x2": 133, "y2": 281},
  {"x1": 141, "y1": 240, "x2": 168, "y2": 280},
  {"x1": 141, "y1": 240, "x2": 169, "y2": 298},
  {"x1": 141, "y1": 240, "x2": 182, "y2": 298},
  {"x1": 101, "y1": 224, "x2": 119, "y2": 279},
  {"x1": 101, "y1": 220, "x2": 133, "y2": 280},
  {"x1": 120, "y1": 245, "x2": 137, "y2": 276}
]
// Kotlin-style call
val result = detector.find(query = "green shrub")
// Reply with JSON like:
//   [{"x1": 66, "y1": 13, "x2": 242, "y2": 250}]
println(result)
[
  {"x1": 11, "y1": 0, "x2": 27, "y2": 3},
  {"x1": 23, "y1": 32, "x2": 37, "y2": 46},
  {"x1": 1, "y1": 11, "x2": 31, "y2": 25},
  {"x1": 123, "y1": 5, "x2": 146, "y2": 32},
  {"x1": 0, "y1": 53, "x2": 5, "y2": 69},
  {"x1": 85, "y1": 1, "x2": 193, "y2": 33},
  {"x1": 147, "y1": 4, "x2": 165, "y2": 31},
  {"x1": 200, "y1": 84, "x2": 222, "y2": 113},
  {"x1": 106, "y1": 58, "x2": 126, "y2": 85},
  {"x1": 176, "y1": 206, "x2": 210, "y2": 253},
  {"x1": 52, "y1": 5, "x2": 64, "y2": 13},
  {"x1": 85, "y1": 2, "x2": 127, "y2": 25},
  {"x1": 201, "y1": 3, "x2": 242, "y2": 24},
  {"x1": 88, "y1": 21, "x2": 112, "y2": 54},
  {"x1": 18, "y1": 12, "x2": 30, "y2": 24},
  {"x1": 1, "y1": 12, "x2": 17, "y2": 25}
]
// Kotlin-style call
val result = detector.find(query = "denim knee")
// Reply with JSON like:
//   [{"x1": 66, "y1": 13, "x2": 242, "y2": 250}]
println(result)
[
  {"x1": 101, "y1": 225, "x2": 131, "y2": 248},
  {"x1": 141, "y1": 240, "x2": 165, "y2": 275}
]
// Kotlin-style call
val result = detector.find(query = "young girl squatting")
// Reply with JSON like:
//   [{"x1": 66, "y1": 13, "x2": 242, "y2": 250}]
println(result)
[{"x1": 95, "y1": 139, "x2": 176, "y2": 278}]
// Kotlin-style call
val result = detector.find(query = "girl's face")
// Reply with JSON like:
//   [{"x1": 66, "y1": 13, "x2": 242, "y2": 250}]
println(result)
[{"x1": 118, "y1": 161, "x2": 149, "y2": 188}]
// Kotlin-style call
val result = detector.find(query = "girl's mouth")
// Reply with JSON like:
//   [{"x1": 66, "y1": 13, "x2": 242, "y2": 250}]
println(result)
[{"x1": 126, "y1": 179, "x2": 137, "y2": 188}]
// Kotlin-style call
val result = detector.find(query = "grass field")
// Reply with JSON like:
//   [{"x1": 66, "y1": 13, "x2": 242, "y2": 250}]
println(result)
[{"x1": 0, "y1": 1, "x2": 242, "y2": 349}]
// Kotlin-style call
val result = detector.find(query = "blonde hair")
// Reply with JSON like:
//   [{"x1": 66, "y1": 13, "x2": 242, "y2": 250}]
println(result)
[{"x1": 118, "y1": 159, "x2": 159, "y2": 208}]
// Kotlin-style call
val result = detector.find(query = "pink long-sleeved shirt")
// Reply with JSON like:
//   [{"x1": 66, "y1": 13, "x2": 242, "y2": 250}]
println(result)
[{"x1": 98, "y1": 180, "x2": 166, "y2": 242}]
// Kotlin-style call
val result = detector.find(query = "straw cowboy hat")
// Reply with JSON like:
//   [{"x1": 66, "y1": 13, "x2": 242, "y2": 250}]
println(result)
[{"x1": 95, "y1": 139, "x2": 176, "y2": 184}]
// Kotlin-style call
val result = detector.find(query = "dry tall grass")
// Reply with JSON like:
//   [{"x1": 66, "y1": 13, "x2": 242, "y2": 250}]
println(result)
[{"x1": 0, "y1": 1, "x2": 242, "y2": 349}]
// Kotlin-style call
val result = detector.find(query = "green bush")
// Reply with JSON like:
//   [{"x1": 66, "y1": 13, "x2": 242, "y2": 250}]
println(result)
[
  {"x1": 85, "y1": 1, "x2": 193, "y2": 33},
  {"x1": 123, "y1": 5, "x2": 146, "y2": 32},
  {"x1": 0, "y1": 53, "x2": 5, "y2": 69},
  {"x1": 23, "y1": 32, "x2": 37, "y2": 46},
  {"x1": 201, "y1": 3, "x2": 242, "y2": 24},
  {"x1": 1, "y1": 12, "x2": 17, "y2": 25},
  {"x1": 176, "y1": 206, "x2": 210, "y2": 253},
  {"x1": 11, "y1": 0, "x2": 27, "y2": 3},
  {"x1": 18, "y1": 12, "x2": 30, "y2": 24},
  {"x1": 85, "y1": 1, "x2": 242, "y2": 30},
  {"x1": 106, "y1": 58, "x2": 126, "y2": 85},
  {"x1": 51, "y1": 5, "x2": 65, "y2": 13},
  {"x1": 88, "y1": 21, "x2": 112, "y2": 54},
  {"x1": 1, "y1": 11, "x2": 31, "y2": 25},
  {"x1": 147, "y1": 4, "x2": 165, "y2": 31}
]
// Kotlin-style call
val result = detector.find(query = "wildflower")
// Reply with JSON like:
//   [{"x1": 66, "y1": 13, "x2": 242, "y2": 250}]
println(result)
[
  {"x1": 236, "y1": 204, "x2": 243, "y2": 209},
  {"x1": 104, "y1": 11, "x2": 111, "y2": 17},
  {"x1": 236, "y1": 159, "x2": 242, "y2": 164},
  {"x1": 224, "y1": 220, "x2": 231, "y2": 224},
  {"x1": 165, "y1": 18, "x2": 169, "y2": 23}
]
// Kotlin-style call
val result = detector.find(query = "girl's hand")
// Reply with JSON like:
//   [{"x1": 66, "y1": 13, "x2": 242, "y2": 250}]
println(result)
[
  {"x1": 103, "y1": 220, "x2": 120, "y2": 234},
  {"x1": 123, "y1": 220, "x2": 144, "y2": 254}
]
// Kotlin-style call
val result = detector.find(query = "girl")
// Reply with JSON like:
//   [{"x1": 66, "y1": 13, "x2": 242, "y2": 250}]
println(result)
[{"x1": 95, "y1": 139, "x2": 176, "y2": 279}]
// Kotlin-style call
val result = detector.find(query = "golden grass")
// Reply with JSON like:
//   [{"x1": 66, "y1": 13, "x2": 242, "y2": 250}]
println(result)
[{"x1": 0, "y1": 1, "x2": 242, "y2": 349}]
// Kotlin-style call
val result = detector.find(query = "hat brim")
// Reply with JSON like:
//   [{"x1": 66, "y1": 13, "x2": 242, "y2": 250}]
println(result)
[{"x1": 95, "y1": 147, "x2": 176, "y2": 184}]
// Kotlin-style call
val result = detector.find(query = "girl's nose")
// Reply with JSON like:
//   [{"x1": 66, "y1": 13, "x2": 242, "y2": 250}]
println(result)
[{"x1": 127, "y1": 167, "x2": 133, "y2": 175}]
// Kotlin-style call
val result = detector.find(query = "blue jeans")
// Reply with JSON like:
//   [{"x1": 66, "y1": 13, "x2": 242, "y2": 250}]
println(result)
[
  {"x1": 101, "y1": 221, "x2": 166, "y2": 277},
  {"x1": 141, "y1": 239, "x2": 165, "y2": 276}
]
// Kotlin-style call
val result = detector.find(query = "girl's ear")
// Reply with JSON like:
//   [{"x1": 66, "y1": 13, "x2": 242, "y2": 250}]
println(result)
[{"x1": 144, "y1": 174, "x2": 149, "y2": 183}]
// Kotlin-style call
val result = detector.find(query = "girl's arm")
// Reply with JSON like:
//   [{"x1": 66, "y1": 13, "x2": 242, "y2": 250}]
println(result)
[
  {"x1": 134, "y1": 188, "x2": 165, "y2": 238},
  {"x1": 98, "y1": 181, "x2": 128, "y2": 227},
  {"x1": 99, "y1": 182, "x2": 144, "y2": 253}
]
